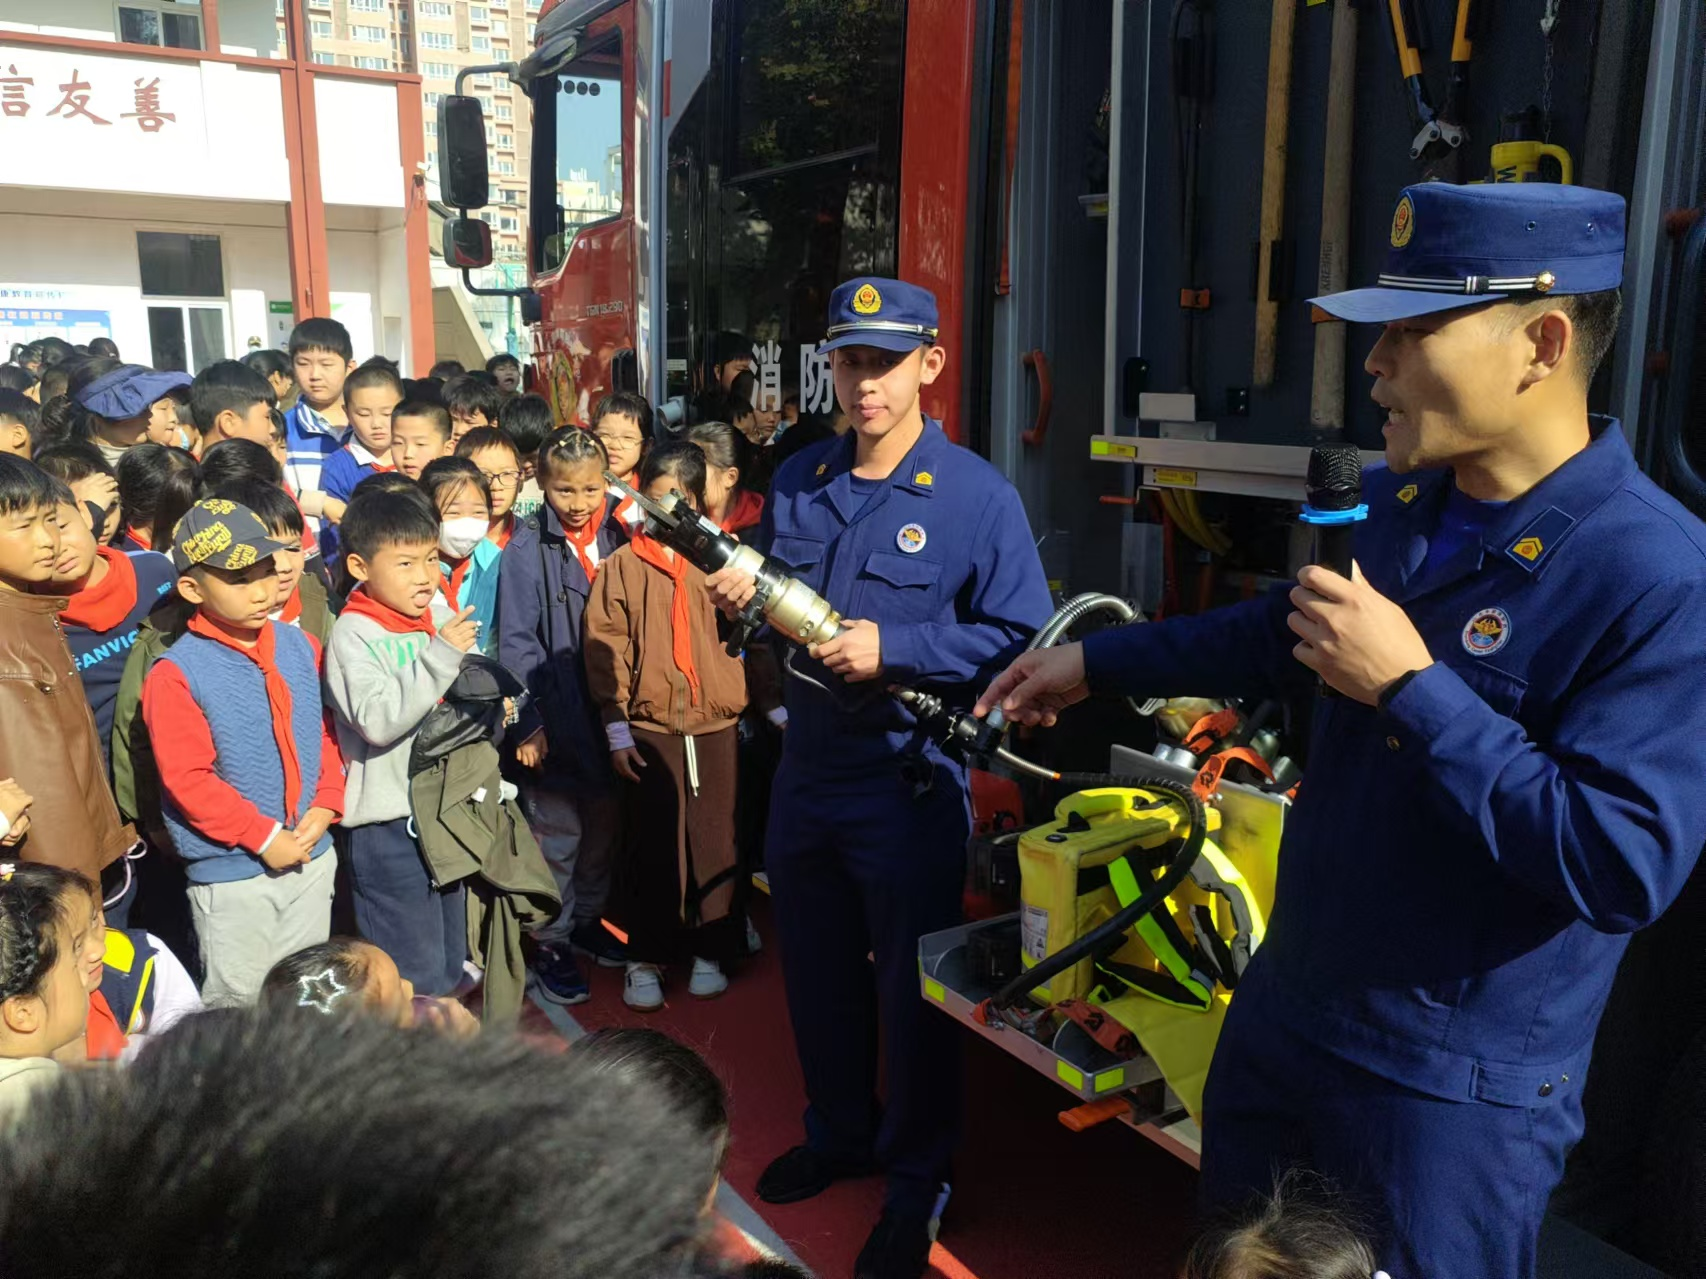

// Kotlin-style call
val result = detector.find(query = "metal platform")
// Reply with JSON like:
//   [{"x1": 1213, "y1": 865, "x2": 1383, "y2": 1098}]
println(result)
[{"x1": 1090, "y1": 435, "x2": 1385, "y2": 501}]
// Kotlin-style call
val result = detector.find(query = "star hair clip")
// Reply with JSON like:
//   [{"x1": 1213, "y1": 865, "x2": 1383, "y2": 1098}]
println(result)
[{"x1": 296, "y1": 966, "x2": 350, "y2": 1015}]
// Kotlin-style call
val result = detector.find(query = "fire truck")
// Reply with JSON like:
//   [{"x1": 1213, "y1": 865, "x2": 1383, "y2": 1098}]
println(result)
[{"x1": 437, "y1": 2, "x2": 1706, "y2": 1269}]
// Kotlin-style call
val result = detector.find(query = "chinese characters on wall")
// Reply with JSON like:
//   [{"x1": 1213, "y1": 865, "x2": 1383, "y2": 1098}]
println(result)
[{"x1": 2, "y1": 64, "x2": 176, "y2": 131}]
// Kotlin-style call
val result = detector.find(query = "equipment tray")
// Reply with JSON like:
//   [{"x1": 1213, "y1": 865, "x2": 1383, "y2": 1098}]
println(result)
[{"x1": 919, "y1": 914, "x2": 1203, "y2": 1165}]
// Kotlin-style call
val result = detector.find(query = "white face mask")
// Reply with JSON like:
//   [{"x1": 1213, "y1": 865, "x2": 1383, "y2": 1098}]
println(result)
[{"x1": 438, "y1": 516, "x2": 488, "y2": 560}]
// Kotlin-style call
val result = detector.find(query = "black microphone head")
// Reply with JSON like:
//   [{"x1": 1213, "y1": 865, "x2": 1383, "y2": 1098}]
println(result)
[{"x1": 1306, "y1": 445, "x2": 1363, "y2": 511}]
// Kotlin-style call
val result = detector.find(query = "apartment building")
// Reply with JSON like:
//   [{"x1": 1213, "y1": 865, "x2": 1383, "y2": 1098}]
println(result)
[{"x1": 282, "y1": 0, "x2": 539, "y2": 265}]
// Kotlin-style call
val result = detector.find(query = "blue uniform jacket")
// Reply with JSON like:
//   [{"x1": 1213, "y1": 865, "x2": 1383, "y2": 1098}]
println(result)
[
  {"x1": 1083, "y1": 420, "x2": 1706, "y2": 1107},
  {"x1": 497, "y1": 504, "x2": 626, "y2": 791},
  {"x1": 762, "y1": 418, "x2": 1053, "y2": 777}
]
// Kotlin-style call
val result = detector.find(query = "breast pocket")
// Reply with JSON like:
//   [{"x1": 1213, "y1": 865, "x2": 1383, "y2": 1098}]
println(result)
[
  {"x1": 859, "y1": 550, "x2": 944, "y2": 622},
  {"x1": 770, "y1": 534, "x2": 825, "y2": 579}
]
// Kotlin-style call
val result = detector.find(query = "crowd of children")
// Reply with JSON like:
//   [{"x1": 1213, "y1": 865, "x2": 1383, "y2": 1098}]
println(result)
[{"x1": 0, "y1": 321, "x2": 806, "y2": 1036}]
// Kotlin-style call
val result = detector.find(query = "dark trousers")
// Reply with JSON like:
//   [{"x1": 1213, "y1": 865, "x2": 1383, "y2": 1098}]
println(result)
[
  {"x1": 1200, "y1": 984, "x2": 1587, "y2": 1279},
  {"x1": 766, "y1": 757, "x2": 969, "y2": 1215},
  {"x1": 346, "y1": 817, "x2": 466, "y2": 997}
]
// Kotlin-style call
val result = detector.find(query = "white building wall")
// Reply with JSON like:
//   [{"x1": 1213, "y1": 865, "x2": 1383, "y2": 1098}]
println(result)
[
  {"x1": 0, "y1": 0, "x2": 279, "y2": 59},
  {"x1": 316, "y1": 77, "x2": 405, "y2": 209}
]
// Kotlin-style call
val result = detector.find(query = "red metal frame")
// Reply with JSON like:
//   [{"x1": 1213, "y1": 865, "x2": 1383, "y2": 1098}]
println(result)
[
  {"x1": 396, "y1": 82, "x2": 435, "y2": 376},
  {"x1": 898, "y1": 0, "x2": 979, "y2": 443}
]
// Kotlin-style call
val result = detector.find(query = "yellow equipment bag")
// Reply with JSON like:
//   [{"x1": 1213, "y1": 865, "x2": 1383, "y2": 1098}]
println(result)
[{"x1": 1016, "y1": 788, "x2": 1206, "y2": 1003}]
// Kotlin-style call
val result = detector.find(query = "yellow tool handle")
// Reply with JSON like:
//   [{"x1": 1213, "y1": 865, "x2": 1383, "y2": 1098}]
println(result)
[
  {"x1": 1450, "y1": 0, "x2": 1475, "y2": 63},
  {"x1": 1386, "y1": 0, "x2": 1423, "y2": 79},
  {"x1": 1311, "y1": 0, "x2": 1358, "y2": 432}
]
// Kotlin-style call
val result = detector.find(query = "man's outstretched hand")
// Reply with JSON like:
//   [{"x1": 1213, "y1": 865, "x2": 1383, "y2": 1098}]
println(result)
[{"x1": 974, "y1": 643, "x2": 1090, "y2": 727}]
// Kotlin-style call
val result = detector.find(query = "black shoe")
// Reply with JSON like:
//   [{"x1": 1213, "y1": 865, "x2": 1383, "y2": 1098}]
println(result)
[
  {"x1": 529, "y1": 942, "x2": 590, "y2": 1006},
  {"x1": 755, "y1": 1144, "x2": 875, "y2": 1205},
  {"x1": 854, "y1": 1208, "x2": 935, "y2": 1279},
  {"x1": 569, "y1": 921, "x2": 629, "y2": 968}
]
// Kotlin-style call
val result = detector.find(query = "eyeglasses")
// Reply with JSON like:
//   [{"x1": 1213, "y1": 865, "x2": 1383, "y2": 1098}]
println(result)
[
  {"x1": 480, "y1": 468, "x2": 521, "y2": 488},
  {"x1": 594, "y1": 433, "x2": 643, "y2": 448}
]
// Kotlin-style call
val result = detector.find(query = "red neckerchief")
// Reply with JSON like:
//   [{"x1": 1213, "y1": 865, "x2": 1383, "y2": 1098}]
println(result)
[
  {"x1": 187, "y1": 614, "x2": 305, "y2": 823},
  {"x1": 719, "y1": 488, "x2": 765, "y2": 536},
  {"x1": 274, "y1": 587, "x2": 303, "y2": 626},
  {"x1": 610, "y1": 473, "x2": 641, "y2": 538},
  {"x1": 630, "y1": 533, "x2": 700, "y2": 706},
  {"x1": 441, "y1": 557, "x2": 471, "y2": 612},
  {"x1": 125, "y1": 525, "x2": 152, "y2": 550},
  {"x1": 565, "y1": 499, "x2": 608, "y2": 582},
  {"x1": 489, "y1": 514, "x2": 514, "y2": 551},
  {"x1": 86, "y1": 991, "x2": 127, "y2": 1062},
  {"x1": 59, "y1": 546, "x2": 138, "y2": 632},
  {"x1": 341, "y1": 586, "x2": 436, "y2": 636}
]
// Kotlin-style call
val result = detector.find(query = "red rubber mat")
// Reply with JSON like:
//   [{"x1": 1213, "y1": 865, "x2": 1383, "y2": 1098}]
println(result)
[{"x1": 523, "y1": 895, "x2": 1198, "y2": 1279}]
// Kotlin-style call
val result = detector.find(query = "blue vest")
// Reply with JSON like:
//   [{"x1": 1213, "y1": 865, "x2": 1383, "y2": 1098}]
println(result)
[{"x1": 159, "y1": 625, "x2": 332, "y2": 884}]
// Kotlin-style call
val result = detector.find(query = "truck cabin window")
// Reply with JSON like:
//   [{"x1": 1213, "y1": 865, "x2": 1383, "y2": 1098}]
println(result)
[{"x1": 534, "y1": 37, "x2": 622, "y2": 276}]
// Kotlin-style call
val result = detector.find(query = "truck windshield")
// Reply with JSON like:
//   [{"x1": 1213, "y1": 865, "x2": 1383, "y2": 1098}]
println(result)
[{"x1": 533, "y1": 35, "x2": 622, "y2": 276}]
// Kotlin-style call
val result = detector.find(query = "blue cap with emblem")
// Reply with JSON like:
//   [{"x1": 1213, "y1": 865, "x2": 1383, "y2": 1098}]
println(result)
[
  {"x1": 819, "y1": 277, "x2": 940, "y2": 354},
  {"x1": 1311, "y1": 182, "x2": 1626, "y2": 324}
]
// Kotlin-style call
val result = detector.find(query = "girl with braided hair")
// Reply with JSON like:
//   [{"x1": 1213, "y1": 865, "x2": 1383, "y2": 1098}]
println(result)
[{"x1": 0, "y1": 863, "x2": 101, "y2": 1125}]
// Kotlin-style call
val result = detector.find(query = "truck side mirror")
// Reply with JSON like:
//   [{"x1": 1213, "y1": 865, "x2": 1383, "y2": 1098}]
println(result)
[
  {"x1": 519, "y1": 292, "x2": 543, "y2": 326},
  {"x1": 437, "y1": 95, "x2": 490, "y2": 210},
  {"x1": 442, "y1": 217, "x2": 493, "y2": 270}
]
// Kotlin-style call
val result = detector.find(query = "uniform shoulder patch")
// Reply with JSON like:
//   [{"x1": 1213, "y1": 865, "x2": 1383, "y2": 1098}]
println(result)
[
  {"x1": 1504, "y1": 506, "x2": 1577, "y2": 572},
  {"x1": 1462, "y1": 607, "x2": 1511, "y2": 657},
  {"x1": 1396, "y1": 483, "x2": 1419, "y2": 504},
  {"x1": 815, "y1": 463, "x2": 828, "y2": 476},
  {"x1": 914, "y1": 469, "x2": 933, "y2": 487}
]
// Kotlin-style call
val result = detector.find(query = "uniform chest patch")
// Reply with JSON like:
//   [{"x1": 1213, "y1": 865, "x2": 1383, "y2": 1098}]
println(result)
[
  {"x1": 1462, "y1": 607, "x2": 1511, "y2": 657},
  {"x1": 896, "y1": 523, "x2": 927, "y2": 554}
]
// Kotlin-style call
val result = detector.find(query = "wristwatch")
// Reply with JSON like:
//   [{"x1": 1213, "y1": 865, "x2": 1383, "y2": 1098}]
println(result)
[{"x1": 1377, "y1": 668, "x2": 1423, "y2": 713}]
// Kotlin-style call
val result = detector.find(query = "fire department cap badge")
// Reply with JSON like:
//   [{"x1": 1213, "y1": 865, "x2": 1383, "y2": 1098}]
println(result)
[
  {"x1": 1390, "y1": 195, "x2": 1416, "y2": 248},
  {"x1": 853, "y1": 283, "x2": 883, "y2": 315},
  {"x1": 896, "y1": 523, "x2": 927, "y2": 554},
  {"x1": 1462, "y1": 607, "x2": 1511, "y2": 658}
]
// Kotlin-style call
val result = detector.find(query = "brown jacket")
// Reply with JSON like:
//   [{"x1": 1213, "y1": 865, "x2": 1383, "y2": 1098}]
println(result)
[
  {"x1": 0, "y1": 590, "x2": 136, "y2": 883},
  {"x1": 584, "y1": 545, "x2": 748, "y2": 736}
]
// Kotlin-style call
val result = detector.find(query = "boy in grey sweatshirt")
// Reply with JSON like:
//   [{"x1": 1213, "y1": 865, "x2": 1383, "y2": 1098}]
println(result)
[{"x1": 323, "y1": 489, "x2": 480, "y2": 994}]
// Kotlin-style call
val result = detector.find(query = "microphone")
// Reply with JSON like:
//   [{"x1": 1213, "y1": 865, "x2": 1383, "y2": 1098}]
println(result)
[
  {"x1": 1300, "y1": 445, "x2": 1368, "y2": 696},
  {"x1": 1300, "y1": 445, "x2": 1366, "y2": 579}
]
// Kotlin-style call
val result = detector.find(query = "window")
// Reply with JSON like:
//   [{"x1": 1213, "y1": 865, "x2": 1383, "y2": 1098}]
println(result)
[
  {"x1": 138, "y1": 231, "x2": 224, "y2": 298},
  {"x1": 491, "y1": 18, "x2": 506, "y2": 36},
  {"x1": 498, "y1": 132, "x2": 513, "y2": 149},
  {"x1": 526, "y1": 21, "x2": 537, "y2": 39},
  {"x1": 469, "y1": 4, "x2": 488, "y2": 22},
  {"x1": 477, "y1": 94, "x2": 493, "y2": 112},
  {"x1": 310, "y1": 19, "x2": 333, "y2": 36},
  {"x1": 535, "y1": 34, "x2": 621, "y2": 275},
  {"x1": 399, "y1": 35, "x2": 410, "y2": 54},
  {"x1": 417, "y1": 0, "x2": 451, "y2": 14},
  {"x1": 308, "y1": 0, "x2": 330, "y2": 7},
  {"x1": 471, "y1": 34, "x2": 491, "y2": 52},
  {"x1": 352, "y1": 24, "x2": 386, "y2": 42},
  {"x1": 422, "y1": 61, "x2": 453, "y2": 79},
  {"x1": 118, "y1": 4, "x2": 203, "y2": 50},
  {"x1": 497, "y1": 158, "x2": 514, "y2": 175},
  {"x1": 275, "y1": 0, "x2": 284, "y2": 14},
  {"x1": 499, "y1": 216, "x2": 518, "y2": 232},
  {"x1": 419, "y1": 29, "x2": 453, "y2": 49},
  {"x1": 524, "y1": 0, "x2": 540, "y2": 12},
  {"x1": 495, "y1": 103, "x2": 512, "y2": 121},
  {"x1": 147, "y1": 305, "x2": 228, "y2": 374},
  {"x1": 423, "y1": 91, "x2": 442, "y2": 106},
  {"x1": 349, "y1": 0, "x2": 385, "y2": 10},
  {"x1": 312, "y1": 50, "x2": 337, "y2": 64},
  {"x1": 424, "y1": 119, "x2": 437, "y2": 136},
  {"x1": 485, "y1": 123, "x2": 496, "y2": 143},
  {"x1": 355, "y1": 55, "x2": 388, "y2": 69}
]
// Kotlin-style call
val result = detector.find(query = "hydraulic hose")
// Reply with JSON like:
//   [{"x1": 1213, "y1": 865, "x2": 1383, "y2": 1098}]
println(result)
[
  {"x1": 1027, "y1": 593, "x2": 1166, "y2": 719},
  {"x1": 990, "y1": 770, "x2": 1207, "y2": 1010}
]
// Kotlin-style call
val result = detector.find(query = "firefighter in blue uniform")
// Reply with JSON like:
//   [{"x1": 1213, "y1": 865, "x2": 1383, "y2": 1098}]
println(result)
[
  {"x1": 708, "y1": 278, "x2": 1051, "y2": 1279},
  {"x1": 979, "y1": 183, "x2": 1706, "y2": 1279}
]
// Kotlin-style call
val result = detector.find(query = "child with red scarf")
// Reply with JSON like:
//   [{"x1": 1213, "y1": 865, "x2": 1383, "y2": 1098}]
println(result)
[
  {"x1": 141, "y1": 498, "x2": 345, "y2": 1006},
  {"x1": 584, "y1": 443, "x2": 748, "y2": 1012},
  {"x1": 497, "y1": 428, "x2": 628, "y2": 1007},
  {"x1": 42, "y1": 478, "x2": 176, "y2": 762},
  {"x1": 591, "y1": 391, "x2": 653, "y2": 539},
  {"x1": 687, "y1": 420, "x2": 764, "y2": 538}
]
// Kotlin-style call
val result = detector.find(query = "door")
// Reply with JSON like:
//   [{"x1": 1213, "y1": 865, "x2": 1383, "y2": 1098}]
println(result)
[{"x1": 147, "y1": 301, "x2": 230, "y2": 373}]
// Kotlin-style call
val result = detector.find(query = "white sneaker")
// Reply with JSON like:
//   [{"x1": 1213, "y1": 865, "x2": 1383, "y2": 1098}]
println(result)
[
  {"x1": 688, "y1": 957, "x2": 729, "y2": 999},
  {"x1": 623, "y1": 962, "x2": 665, "y2": 1012},
  {"x1": 745, "y1": 915, "x2": 763, "y2": 954}
]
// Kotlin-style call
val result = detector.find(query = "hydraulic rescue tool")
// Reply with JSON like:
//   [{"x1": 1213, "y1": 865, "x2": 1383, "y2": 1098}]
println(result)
[
  {"x1": 1383, "y1": 0, "x2": 1480, "y2": 170},
  {"x1": 606, "y1": 470, "x2": 1218, "y2": 1024}
]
